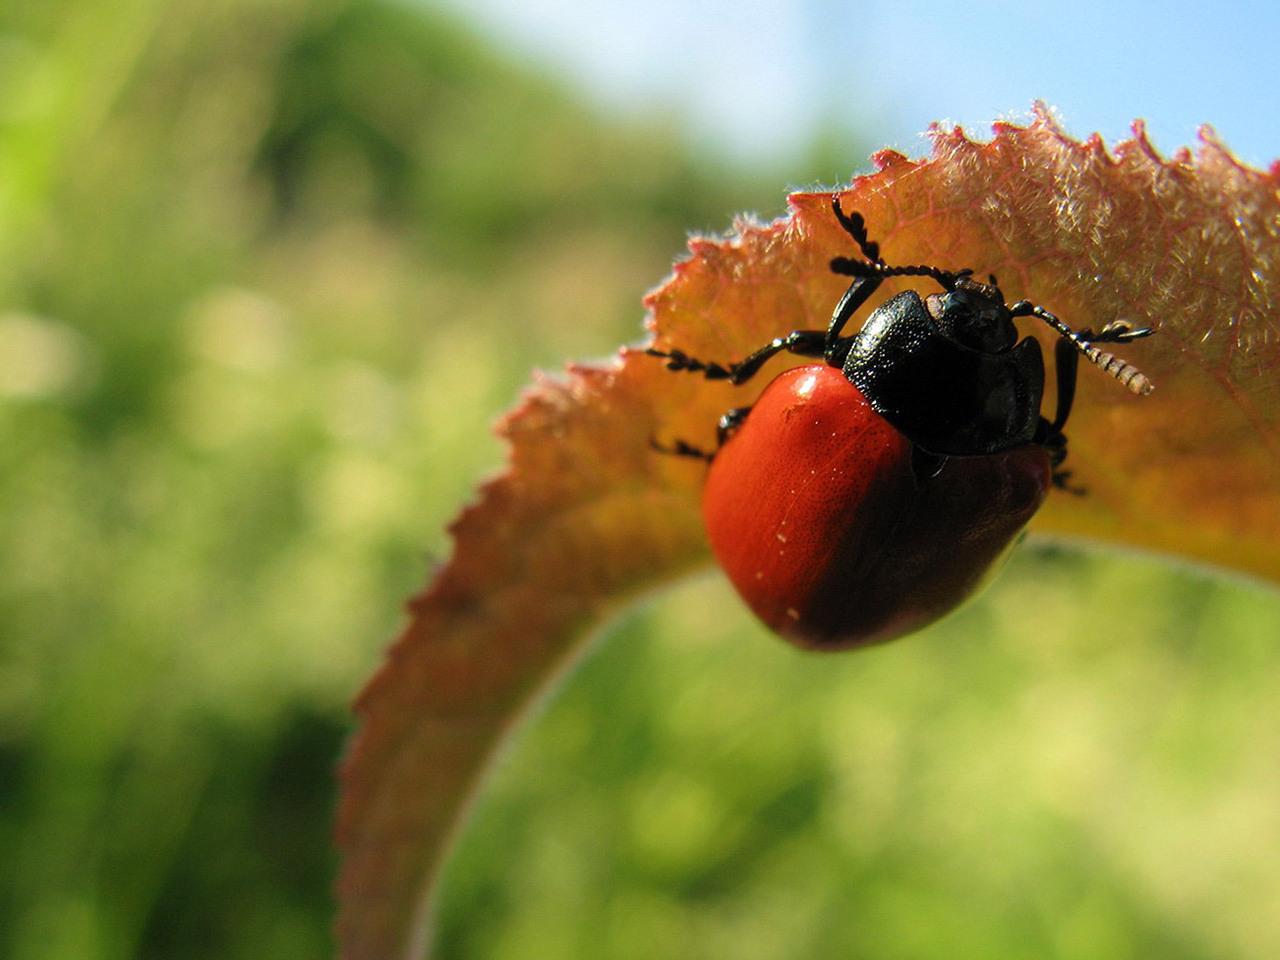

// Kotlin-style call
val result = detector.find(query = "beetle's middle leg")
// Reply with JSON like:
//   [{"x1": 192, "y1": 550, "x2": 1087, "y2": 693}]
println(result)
[
  {"x1": 650, "y1": 404, "x2": 754, "y2": 464},
  {"x1": 1037, "y1": 320, "x2": 1153, "y2": 494}
]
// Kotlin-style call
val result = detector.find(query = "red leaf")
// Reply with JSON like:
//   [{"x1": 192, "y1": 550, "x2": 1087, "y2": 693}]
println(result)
[{"x1": 336, "y1": 105, "x2": 1280, "y2": 958}]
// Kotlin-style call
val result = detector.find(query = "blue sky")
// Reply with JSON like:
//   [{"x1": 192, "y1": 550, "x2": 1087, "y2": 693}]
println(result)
[{"x1": 430, "y1": 0, "x2": 1279, "y2": 171}]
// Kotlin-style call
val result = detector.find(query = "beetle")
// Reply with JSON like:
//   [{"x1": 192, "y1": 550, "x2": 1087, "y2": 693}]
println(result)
[{"x1": 649, "y1": 195, "x2": 1154, "y2": 649}]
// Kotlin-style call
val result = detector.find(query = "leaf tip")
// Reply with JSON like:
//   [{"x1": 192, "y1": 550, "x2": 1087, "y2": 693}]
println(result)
[
  {"x1": 1195, "y1": 122, "x2": 1239, "y2": 167},
  {"x1": 1127, "y1": 118, "x2": 1166, "y2": 167},
  {"x1": 870, "y1": 147, "x2": 910, "y2": 172},
  {"x1": 925, "y1": 119, "x2": 968, "y2": 149},
  {"x1": 1029, "y1": 99, "x2": 1059, "y2": 127}
]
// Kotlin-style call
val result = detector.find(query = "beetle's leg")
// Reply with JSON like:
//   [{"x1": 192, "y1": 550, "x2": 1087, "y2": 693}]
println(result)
[
  {"x1": 1034, "y1": 421, "x2": 1085, "y2": 494},
  {"x1": 1036, "y1": 337, "x2": 1079, "y2": 487},
  {"x1": 1037, "y1": 419, "x2": 1068, "y2": 463},
  {"x1": 1035, "y1": 341, "x2": 1077, "y2": 488},
  {"x1": 1009, "y1": 301, "x2": 1155, "y2": 395},
  {"x1": 1019, "y1": 305, "x2": 1154, "y2": 491},
  {"x1": 1044, "y1": 319, "x2": 1155, "y2": 436},
  {"x1": 728, "y1": 330, "x2": 827, "y2": 383},
  {"x1": 1037, "y1": 336, "x2": 1117, "y2": 497},
  {"x1": 1048, "y1": 336, "x2": 1081, "y2": 436},
  {"x1": 648, "y1": 329, "x2": 826, "y2": 386},
  {"x1": 649, "y1": 434, "x2": 713, "y2": 463},
  {"x1": 645, "y1": 348, "x2": 734, "y2": 381},
  {"x1": 716, "y1": 405, "x2": 753, "y2": 446},
  {"x1": 823, "y1": 275, "x2": 881, "y2": 365},
  {"x1": 1051, "y1": 468, "x2": 1086, "y2": 496},
  {"x1": 1091, "y1": 319, "x2": 1154, "y2": 343},
  {"x1": 649, "y1": 405, "x2": 753, "y2": 465}
]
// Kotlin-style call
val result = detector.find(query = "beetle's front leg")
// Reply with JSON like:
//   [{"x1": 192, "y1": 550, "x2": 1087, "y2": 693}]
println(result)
[
  {"x1": 648, "y1": 329, "x2": 827, "y2": 386},
  {"x1": 650, "y1": 404, "x2": 754, "y2": 465},
  {"x1": 823, "y1": 275, "x2": 881, "y2": 366},
  {"x1": 649, "y1": 435, "x2": 714, "y2": 462}
]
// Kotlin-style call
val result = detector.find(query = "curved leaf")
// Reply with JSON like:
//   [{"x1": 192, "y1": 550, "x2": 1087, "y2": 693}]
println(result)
[{"x1": 336, "y1": 105, "x2": 1280, "y2": 959}]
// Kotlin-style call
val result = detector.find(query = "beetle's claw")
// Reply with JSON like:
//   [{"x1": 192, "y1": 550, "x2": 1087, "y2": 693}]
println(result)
[
  {"x1": 1096, "y1": 320, "x2": 1154, "y2": 343},
  {"x1": 1051, "y1": 469, "x2": 1087, "y2": 496},
  {"x1": 650, "y1": 434, "x2": 714, "y2": 463}
]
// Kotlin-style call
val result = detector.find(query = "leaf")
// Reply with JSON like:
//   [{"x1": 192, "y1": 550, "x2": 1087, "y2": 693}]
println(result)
[{"x1": 335, "y1": 104, "x2": 1280, "y2": 959}]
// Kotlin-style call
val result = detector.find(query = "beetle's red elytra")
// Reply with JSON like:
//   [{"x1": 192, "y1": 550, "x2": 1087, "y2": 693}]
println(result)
[{"x1": 702, "y1": 364, "x2": 1050, "y2": 647}]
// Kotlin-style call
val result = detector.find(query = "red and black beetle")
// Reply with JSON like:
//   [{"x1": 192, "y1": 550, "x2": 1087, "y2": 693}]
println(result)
[{"x1": 651, "y1": 196, "x2": 1154, "y2": 649}]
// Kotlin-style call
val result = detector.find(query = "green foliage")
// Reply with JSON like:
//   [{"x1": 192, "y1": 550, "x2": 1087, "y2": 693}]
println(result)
[
  {"x1": 0, "y1": 2, "x2": 768, "y2": 957},
  {"x1": 437, "y1": 556, "x2": 1280, "y2": 960}
]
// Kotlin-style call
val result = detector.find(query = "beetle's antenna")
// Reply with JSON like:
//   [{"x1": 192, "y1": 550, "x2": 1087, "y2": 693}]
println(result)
[
  {"x1": 830, "y1": 197, "x2": 884, "y2": 264},
  {"x1": 1010, "y1": 301, "x2": 1155, "y2": 396},
  {"x1": 829, "y1": 196, "x2": 970, "y2": 291},
  {"x1": 830, "y1": 256, "x2": 969, "y2": 291}
]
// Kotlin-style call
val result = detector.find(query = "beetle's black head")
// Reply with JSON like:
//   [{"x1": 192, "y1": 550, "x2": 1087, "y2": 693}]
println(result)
[{"x1": 924, "y1": 275, "x2": 1018, "y2": 353}]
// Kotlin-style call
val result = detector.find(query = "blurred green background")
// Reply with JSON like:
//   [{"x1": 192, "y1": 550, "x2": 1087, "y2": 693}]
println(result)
[{"x1": 2, "y1": 2, "x2": 1279, "y2": 959}]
